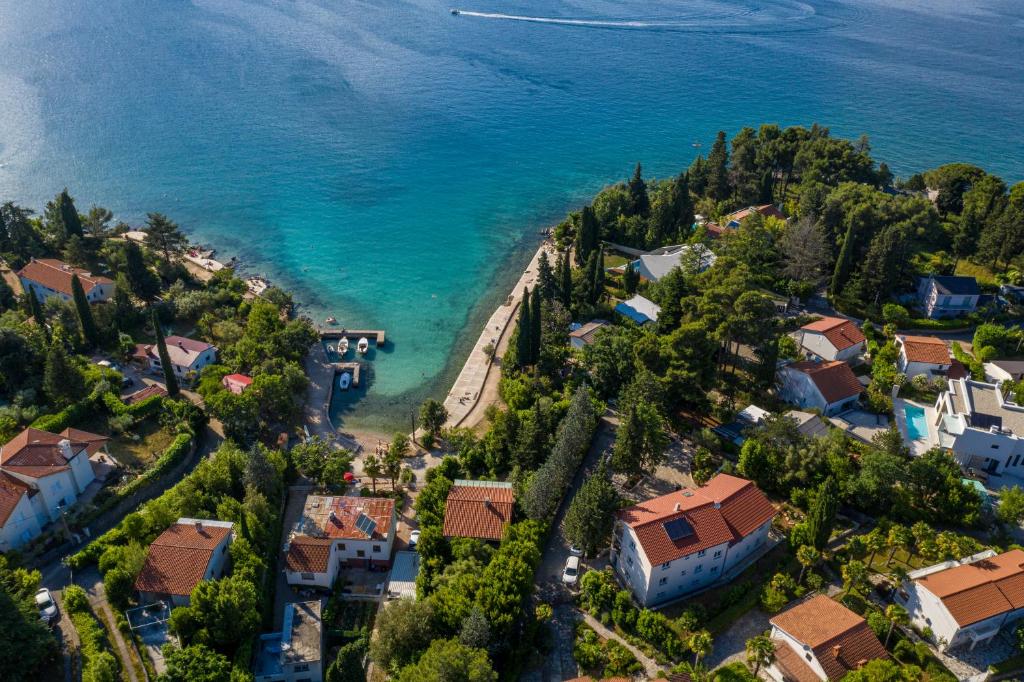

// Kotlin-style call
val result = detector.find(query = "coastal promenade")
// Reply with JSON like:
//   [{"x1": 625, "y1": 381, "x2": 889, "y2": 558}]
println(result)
[{"x1": 444, "y1": 241, "x2": 554, "y2": 428}]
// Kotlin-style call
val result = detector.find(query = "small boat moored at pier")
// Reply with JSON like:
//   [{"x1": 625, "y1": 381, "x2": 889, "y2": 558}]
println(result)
[
  {"x1": 357, "y1": 337, "x2": 369, "y2": 354},
  {"x1": 338, "y1": 337, "x2": 349, "y2": 355},
  {"x1": 338, "y1": 372, "x2": 352, "y2": 390}
]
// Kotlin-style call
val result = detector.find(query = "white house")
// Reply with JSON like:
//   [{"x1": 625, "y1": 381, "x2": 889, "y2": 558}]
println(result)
[
  {"x1": 134, "y1": 518, "x2": 234, "y2": 607},
  {"x1": 778, "y1": 361, "x2": 864, "y2": 416},
  {"x1": 569, "y1": 320, "x2": 611, "y2": 349},
  {"x1": 985, "y1": 360, "x2": 1024, "y2": 383},
  {"x1": 284, "y1": 495, "x2": 396, "y2": 588},
  {"x1": 797, "y1": 317, "x2": 865, "y2": 362},
  {"x1": 625, "y1": 244, "x2": 716, "y2": 283},
  {"x1": 766, "y1": 594, "x2": 888, "y2": 681},
  {"x1": 897, "y1": 549, "x2": 1024, "y2": 651},
  {"x1": 133, "y1": 335, "x2": 218, "y2": 382},
  {"x1": 0, "y1": 427, "x2": 106, "y2": 531},
  {"x1": 611, "y1": 474, "x2": 776, "y2": 607},
  {"x1": 615, "y1": 294, "x2": 661, "y2": 326},
  {"x1": 255, "y1": 601, "x2": 323, "y2": 682},
  {"x1": 932, "y1": 377, "x2": 1024, "y2": 476},
  {"x1": 17, "y1": 258, "x2": 115, "y2": 304},
  {"x1": 896, "y1": 335, "x2": 955, "y2": 379},
  {"x1": 917, "y1": 275, "x2": 980, "y2": 319},
  {"x1": 0, "y1": 472, "x2": 43, "y2": 551}
]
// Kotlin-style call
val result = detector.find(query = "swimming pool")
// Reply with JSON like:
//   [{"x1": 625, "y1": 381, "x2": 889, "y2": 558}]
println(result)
[{"x1": 905, "y1": 405, "x2": 928, "y2": 441}]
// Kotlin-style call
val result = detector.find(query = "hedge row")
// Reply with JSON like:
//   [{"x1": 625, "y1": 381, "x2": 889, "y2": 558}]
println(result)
[
  {"x1": 31, "y1": 397, "x2": 98, "y2": 432},
  {"x1": 64, "y1": 589, "x2": 120, "y2": 682},
  {"x1": 102, "y1": 391, "x2": 165, "y2": 420}
]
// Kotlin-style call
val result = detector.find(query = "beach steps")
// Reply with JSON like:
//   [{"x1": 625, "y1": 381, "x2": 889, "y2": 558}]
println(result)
[
  {"x1": 333, "y1": 362, "x2": 362, "y2": 387},
  {"x1": 319, "y1": 328, "x2": 386, "y2": 344}
]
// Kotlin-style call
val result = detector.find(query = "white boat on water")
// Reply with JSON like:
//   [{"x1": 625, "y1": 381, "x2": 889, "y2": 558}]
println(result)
[
  {"x1": 357, "y1": 337, "x2": 369, "y2": 354},
  {"x1": 337, "y1": 337, "x2": 349, "y2": 356},
  {"x1": 338, "y1": 372, "x2": 351, "y2": 390}
]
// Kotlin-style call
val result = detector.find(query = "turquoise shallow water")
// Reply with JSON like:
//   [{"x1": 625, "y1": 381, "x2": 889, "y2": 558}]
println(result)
[{"x1": 1, "y1": 0, "x2": 1023, "y2": 431}]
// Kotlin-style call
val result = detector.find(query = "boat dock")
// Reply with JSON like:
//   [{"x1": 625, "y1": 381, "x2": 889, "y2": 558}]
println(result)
[
  {"x1": 320, "y1": 329, "x2": 386, "y2": 345},
  {"x1": 333, "y1": 362, "x2": 362, "y2": 387}
]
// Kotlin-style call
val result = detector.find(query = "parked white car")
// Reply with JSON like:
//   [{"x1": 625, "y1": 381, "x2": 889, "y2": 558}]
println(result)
[
  {"x1": 409, "y1": 529, "x2": 421, "y2": 548},
  {"x1": 35, "y1": 588, "x2": 58, "y2": 624},
  {"x1": 562, "y1": 556, "x2": 581, "y2": 586}
]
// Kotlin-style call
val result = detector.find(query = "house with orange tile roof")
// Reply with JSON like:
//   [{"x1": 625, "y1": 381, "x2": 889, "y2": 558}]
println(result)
[
  {"x1": 722, "y1": 204, "x2": 787, "y2": 229},
  {"x1": 897, "y1": 549, "x2": 1024, "y2": 650},
  {"x1": 778, "y1": 361, "x2": 864, "y2": 416},
  {"x1": 611, "y1": 474, "x2": 776, "y2": 607},
  {"x1": 0, "y1": 427, "x2": 108, "y2": 530},
  {"x1": 283, "y1": 495, "x2": 396, "y2": 588},
  {"x1": 443, "y1": 480, "x2": 514, "y2": 541},
  {"x1": 0, "y1": 471, "x2": 43, "y2": 551},
  {"x1": 766, "y1": 594, "x2": 888, "y2": 681},
  {"x1": 17, "y1": 258, "x2": 115, "y2": 305},
  {"x1": 798, "y1": 317, "x2": 865, "y2": 362},
  {"x1": 135, "y1": 518, "x2": 234, "y2": 607},
  {"x1": 895, "y1": 335, "x2": 954, "y2": 379}
]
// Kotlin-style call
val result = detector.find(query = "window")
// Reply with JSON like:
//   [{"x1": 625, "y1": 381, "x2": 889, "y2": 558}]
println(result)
[
  {"x1": 339, "y1": 543, "x2": 346, "y2": 550},
  {"x1": 713, "y1": 550, "x2": 722, "y2": 559},
  {"x1": 630, "y1": 540, "x2": 636, "y2": 550},
  {"x1": 301, "y1": 572, "x2": 314, "y2": 581},
  {"x1": 659, "y1": 577, "x2": 667, "y2": 586},
  {"x1": 1014, "y1": 455, "x2": 1022, "y2": 467},
  {"x1": 661, "y1": 561, "x2": 670, "y2": 570},
  {"x1": 357, "y1": 549, "x2": 365, "y2": 558},
  {"x1": 695, "y1": 565, "x2": 703, "y2": 574},
  {"x1": 293, "y1": 664, "x2": 309, "y2": 673},
  {"x1": 222, "y1": 545, "x2": 227, "y2": 554},
  {"x1": 697, "y1": 549, "x2": 705, "y2": 558},
  {"x1": 373, "y1": 545, "x2": 381, "y2": 553}
]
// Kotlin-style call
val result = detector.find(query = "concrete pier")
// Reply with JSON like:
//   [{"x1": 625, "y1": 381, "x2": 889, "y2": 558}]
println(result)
[{"x1": 319, "y1": 329, "x2": 386, "y2": 345}]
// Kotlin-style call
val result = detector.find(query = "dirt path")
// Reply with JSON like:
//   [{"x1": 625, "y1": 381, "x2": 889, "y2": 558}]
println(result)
[{"x1": 582, "y1": 612, "x2": 666, "y2": 679}]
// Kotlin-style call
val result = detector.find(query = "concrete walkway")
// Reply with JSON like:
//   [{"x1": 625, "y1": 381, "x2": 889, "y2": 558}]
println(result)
[
  {"x1": 582, "y1": 612, "x2": 666, "y2": 679},
  {"x1": 444, "y1": 242, "x2": 554, "y2": 428}
]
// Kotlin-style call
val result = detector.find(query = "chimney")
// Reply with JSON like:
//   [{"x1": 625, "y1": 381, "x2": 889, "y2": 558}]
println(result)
[
  {"x1": 674, "y1": 503, "x2": 682, "y2": 512},
  {"x1": 57, "y1": 439, "x2": 74, "y2": 460},
  {"x1": 194, "y1": 520, "x2": 203, "y2": 533},
  {"x1": 832, "y1": 645, "x2": 842, "y2": 658},
  {"x1": 484, "y1": 497, "x2": 492, "y2": 509},
  {"x1": 714, "y1": 501, "x2": 722, "y2": 510}
]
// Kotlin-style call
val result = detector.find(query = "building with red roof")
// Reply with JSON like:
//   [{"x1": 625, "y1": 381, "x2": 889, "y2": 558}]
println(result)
[
  {"x1": 284, "y1": 495, "x2": 397, "y2": 588},
  {"x1": 898, "y1": 549, "x2": 1024, "y2": 651},
  {"x1": 132, "y1": 335, "x2": 218, "y2": 383},
  {"x1": 767, "y1": 595, "x2": 888, "y2": 681},
  {"x1": 222, "y1": 373, "x2": 253, "y2": 395},
  {"x1": 612, "y1": 474, "x2": 776, "y2": 606},
  {"x1": 135, "y1": 518, "x2": 234, "y2": 607},
  {"x1": 17, "y1": 258, "x2": 115, "y2": 305},
  {"x1": 778, "y1": 360, "x2": 864, "y2": 417},
  {"x1": 443, "y1": 480, "x2": 514, "y2": 541},
  {"x1": 0, "y1": 471, "x2": 42, "y2": 551},
  {"x1": 895, "y1": 334, "x2": 956, "y2": 379},
  {"x1": 798, "y1": 317, "x2": 865, "y2": 362}
]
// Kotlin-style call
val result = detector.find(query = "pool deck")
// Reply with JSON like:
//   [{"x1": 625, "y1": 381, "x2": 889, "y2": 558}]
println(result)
[
  {"x1": 894, "y1": 397, "x2": 940, "y2": 456},
  {"x1": 443, "y1": 241, "x2": 554, "y2": 428}
]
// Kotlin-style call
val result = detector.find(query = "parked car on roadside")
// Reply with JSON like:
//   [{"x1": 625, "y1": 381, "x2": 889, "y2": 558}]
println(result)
[
  {"x1": 409, "y1": 529, "x2": 421, "y2": 548},
  {"x1": 562, "y1": 556, "x2": 581, "y2": 586},
  {"x1": 35, "y1": 588, "x2": 58, "y2": 625}
]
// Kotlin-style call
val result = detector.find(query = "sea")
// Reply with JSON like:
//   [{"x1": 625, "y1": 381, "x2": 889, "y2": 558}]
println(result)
[{"x1": 1, "y1": 0, "x2": 1022, "y2": 432}]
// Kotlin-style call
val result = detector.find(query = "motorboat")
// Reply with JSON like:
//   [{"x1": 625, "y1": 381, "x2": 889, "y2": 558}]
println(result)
[
  {"x1": 450, "y1": 8, "x2": 460, "y2": 14},
  {"x1": 337, "y1": 337, "x2": 349, "y2": 355},
  {"x1": 325, "y1": 316, "x2": 338, "y2": 325},
  {"x1": 338, "y1": 372, "x2": 351, "y2": 390},
  {"x1": 357, "y1": 337, "x2": 369, "y2": 354}
]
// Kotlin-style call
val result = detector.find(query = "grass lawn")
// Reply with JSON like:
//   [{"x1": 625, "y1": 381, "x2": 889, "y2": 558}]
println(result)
[
  {"x1": 955, "y1": 259, "x2": 997, "y2": 285},
  {"x1": 864, "y1": 548, "x2": 930, "y2": 575},
  {"x1": 603, "y1": 253, "x2": 629, "y2": 269},
  {"x1": 75, "y1": 415, "x2": 175, "y2": 471}
]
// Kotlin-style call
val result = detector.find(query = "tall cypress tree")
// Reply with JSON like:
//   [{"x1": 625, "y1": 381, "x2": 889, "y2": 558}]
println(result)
[
  {"x1": 706, "y1": 131, "x2": 730, "y2": 201},
  {"x1": 27, "y1": 288, "x2": 48, "y2": 340},
  {"x1": 591, "y1": 246, "x2": 605, "y2": 303},
  {"x1": 806, "y1": 477, "x2": 838, "y2": 551},
  {"x1": 529, "y1": 286, "x2": 542, "y2": 365},
  {"x1": 581, "y1": 252, "x2": 597, "y2": 306},
  {"x1": 152, "y1": 308, "x2": 179, "y2": 396},
  {"x1": 515, "y1": 288, "x2": 532, "y2": 368},
  {"x1": 830, "y1": 223, "x2": 856, "y2": 299},
  {"x1": 537, "y1": 251, "x2": 555, "y2": 300},
  {"x1": 576, "y1": 206, "x2": 599, "y2": 266},
  {"x1": 124, "y1": 241, "x2": 160, "y2": 302},
  {"x1": 627, "y1": 162, "x2": 650, "y2": 218},
  {"x1": 70, "y1": 275, "x2": 99, "y2": 347},
  {"x1": 57, "y1": 189, "x2": 83, "y2": 238},
  {"x1": 558, "y1": 251, "x2": 572, "y2": 308}
]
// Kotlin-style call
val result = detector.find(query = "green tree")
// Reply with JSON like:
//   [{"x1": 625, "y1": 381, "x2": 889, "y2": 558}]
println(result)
[
  {"x1": 370, "y1": 598, "x2": 437, "y2": 672},
  {"x1": 997, "y1": 486, "x2": 1024, "y2": 526},
  {"x1": 43, "y1": 188, "x2": 83, "y2": 246},
  {"x1": 610, "y1": 400, "x2": 669, "y2": 479},
  {"x1": 397, "y1": 638, "x2": 496, "y2": 682},
  {"x1": 840, "y1": 658, "x2": 917, "y2": 682},
  {"x1": 363, "y1": 454, "x2": 382, "y2": 494},
  {"x1": 884, "y1": 604, "x2": 909, "y2": 647},
  {"x1": 420, "y1": 399, "x2": 448, "y2": 441},
  {"x1": 706, "y1": 131, "x2": 730, "y2": 201},
  {"x1": 885, "y1": 525, "x2": 913, "y2": 566},
  {"x1": 152, "y1": 309, "x2": 180, "y2": 396},
  {"x1": 689, "y1": 629, "x2": 713, "y2": 667},
  {"x1": 537, "y1": 250, "x2": 555, "y2": 300},
  {"x1": 745, "y1": 634, "x2": 775, "y2": 677},
  {"x1": 627, "y1": 162, "x2": 650, "y2": 218},
  {"x1": 123, "y1": 241, "x2": 160, "y2": 302},
  {"x1": 530, "y1": 285, "x2": 542, "y2": 363},
  {"x1": 325, "y1": 639, "x2": 367, "y2": 682},
  {"x1": 70, "y1": 274, "x2": 99, "y2": 347},
  {"x1": 622, "y1": 260, "x2": 640, "y2": 294},
  {"x1": 159, "y1": 644, "x2": 231, "y2": 682},
  {"x1": 182, "y1": 575, "x2": 260, "y2": 649},
  {"x1": 458, "y1": 606, "x2": 490, "y2": 650},
  {"x1": 806, "y1": 477, "x2": 838, "y2": 551},
  {"x1": 557, "y1": 250, "x2": 573, "y2": 308},
  {"x1": 576, "y1": 205, "x2": 600, "y2": 266},
  {"x1": 27, "y1": 288, "x2": 48, "y2": 340},
  {"x1": 43, "y1": 341, "x2": 85, "y2": 407},
  {"x1": 515, "y1": 287, "x2": 532, "y2": 368},
  {"x1": 842, "y1": 559, "x2": 868, "y2": 597},
  {"x1": 563, "y1": 461, "x2": 619, "y2": 557},
  {"x1": 145, "y1": 212, "x2": 188, "y2": 263},
  {"x1": 796, "y1": 545, "x2": 820, "y2": 585}
]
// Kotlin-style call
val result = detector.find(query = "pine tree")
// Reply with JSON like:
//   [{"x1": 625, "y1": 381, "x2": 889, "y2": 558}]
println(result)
[
  {"x1": 806, "y1": 476, "x2": 839, "y2": 550},
  {"x1": 152, "y1": 309, "x2": 180, "y2": 396},
  {"x1": 623, "y1": 261, "x2": 640, "y2": 294},
  {"x1": 590, "y1": 246, "x2": 605, "y2": 303},
  {"x1": 145, "y1": 212, "x2": 188, "y2": 262},
  {"x1": 580, "y1": 252, "x2": 597, "y2": 305},
  {"x1": 537, "y1": 250, "x2": 555, "y2": 300},
  {"x1": 44, "y1": 188, "x2": 83, "y2": 245},
  {"x1": 515, "y1": 288, "x2": 532, "y2": 368},
  {"x1": 707, "y1": 131, "x2": 730, "y2": 201},
  {"x1": 576, "y1": 206, "x2": 599, "y2": 266},
  {"x1": 562, "y1": 460, "x2": 619, "y2": 557},
  {"x1": 124, "y1": 241, "x2": 160, "y2": 302},
  {"x1": 529, "y1": 286, "x2": 542, "y2": 365},
  {"x1": 27, "y1": 288, "x2": 48, "y2": 340},
  {"x1": 44, "y1": 341, "x2": 85, "y2": 407},
  {"x1": 627, "y1": 162, "x2": 650, "y2": 218},
  {"x1": 558, "y1": 251, "x2": 572, "y2": 308},
  {"x1": 70, "y1": 275, "x2": 99, "y2": 347},
  {"x1": 830, "y1": 223, "x2": 856, "y2": 299}
]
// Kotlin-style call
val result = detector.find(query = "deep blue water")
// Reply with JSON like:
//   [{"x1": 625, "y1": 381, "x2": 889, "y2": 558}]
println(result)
[{"x1": 1, "y1": 0, "x2": 1022, "y2": 431}]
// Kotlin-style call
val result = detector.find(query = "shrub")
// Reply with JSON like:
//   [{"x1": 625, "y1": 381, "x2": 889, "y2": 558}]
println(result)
[
  {"x1": 70, "y1": 602, "x2": 120, "y2": 682},
  {"x1": 63, "y1": 584, "x2": 89, "y2": 613},
  {"x1": 573, "y1": 625, "x2": 607, "y2": 672},
  {"x1": 603, "y1": 638, "x2": 642, "y2": 677},
  {"x1": 104, "y1": 567, "x2": 134, "y2": 610}
]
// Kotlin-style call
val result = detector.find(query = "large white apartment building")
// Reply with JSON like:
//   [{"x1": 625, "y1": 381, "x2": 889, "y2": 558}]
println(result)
[
  {"x1": 931, "y1": 377, "x2": 1024, "y2": 476},
  {"x1": 611, "y1": 474, "x2": 776, "y2": 607}
]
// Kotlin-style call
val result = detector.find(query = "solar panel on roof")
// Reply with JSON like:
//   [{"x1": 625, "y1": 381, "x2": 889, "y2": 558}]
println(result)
[
  {"x1": 355, "y1": 512, "x2": 377, "y2": 538},
  {"x1": 663, "y1": 518, "x2": 693, "y2": 542}
]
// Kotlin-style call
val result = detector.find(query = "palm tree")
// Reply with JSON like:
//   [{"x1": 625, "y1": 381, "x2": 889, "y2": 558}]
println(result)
[
  {"x1": 884, "y1": 604, "x2": 909, "y2": 647},
  {"x1": 910, "y1": 521, "x2": 935, "y2": 560},
  {"x1": 363, "y1": 454, "x2": 383, "y2": 494},
  {"x1": 745, "y1": 634, "x2": 775, "y2": 676},
  {"x1": 676, "y1": 662, "x2": 711, "y2": 682},
  {"x1": 885, "y1": 524, "x2": 912, "y2": 566},
  {"x1": 796, "y1": 545, "x2": 820, "y2": 585},
  {"x1": 842, "y1": 559, "x2": 869, "y2": 597},
  {"x1": 689, "y1": 629, "x2": 713, "y2": 667},
  {"x1": 865, "y1": 528, "x2": 886, "y2": 568}
]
